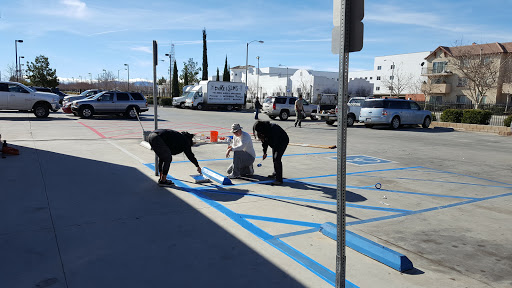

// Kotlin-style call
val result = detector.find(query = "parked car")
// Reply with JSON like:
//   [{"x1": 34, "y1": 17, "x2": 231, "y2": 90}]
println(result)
[
  {"x1": 172, "y1": 95, "x2": 187, "y2": 108},
  {"x1": 51, "y1": 88, "x2": 68, "y2": 104},
  {"x1": 0, "y1": 81, "x2": 60, "y2": 118},
  {"x1": 359, "y1": 98, "x2": 432, "y2": 129},
  {"x1": 29, "y1": 86, "x2": 62, "y2": 111},
  {"x1": 261, "y1": 96, "x2": 317, "y2": 121},
  {"x1": 71, "y1": 91, "x2": 148, "y2": 119},
  {"x1": 62, "y1": 89, "x2": 103, "y2": 113},
  {"x1": 313, "y1": 97, "x2": 369, "y2": 126}
]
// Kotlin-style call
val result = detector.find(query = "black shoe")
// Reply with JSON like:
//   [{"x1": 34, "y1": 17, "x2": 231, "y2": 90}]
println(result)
[
  {"x1": 158, "y1": 179, "x2": 175, "y2": 187},
  {"x1": 271, "y1": 180, "x2": 283, "y2": 186},
  {"x1": 294, "y1": 122, "x2": 297, "y2": 127},
  {"x1": 267, "y1": 173, "x2": 276, "y2": 179}
]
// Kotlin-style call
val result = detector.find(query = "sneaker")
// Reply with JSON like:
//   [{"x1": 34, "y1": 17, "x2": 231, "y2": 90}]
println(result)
[
  {"x1": 158, "y1": 179, "x2": 175, "y2": 187},
  {"x1": 271, "y1": 180, "x2": 283, "y2": 186},
  {"x1": 227, "y1": 174, "x2": 240, "y2": 179},
  {"x1": 267, "y1": 173, "x2": 276, "y2": 179}
]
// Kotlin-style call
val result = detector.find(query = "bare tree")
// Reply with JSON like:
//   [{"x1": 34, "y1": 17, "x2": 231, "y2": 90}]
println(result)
[
  {"x1": 446, "y1": 45, "x2": 512, "y2": 109},
  {"x1": 296, "y1": 75, "x2": 313, "y2": 101},
  {"x1": 381, "y1": 65, "x2": 414, "y2": 97},
  {"x1": 419, "y1": 78, "x2": 436, "y2": 109},
  {"x1": 5, "y1": 63, "x2": 17, "y2": 82},
  {"x1": 274, "y1": 86, "x2": 285, "y2": 96}
]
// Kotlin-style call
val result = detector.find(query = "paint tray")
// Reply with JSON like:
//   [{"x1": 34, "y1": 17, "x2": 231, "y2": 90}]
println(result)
[{"x1": 190, "y1": 174, "x2": 211, "y2": 184}]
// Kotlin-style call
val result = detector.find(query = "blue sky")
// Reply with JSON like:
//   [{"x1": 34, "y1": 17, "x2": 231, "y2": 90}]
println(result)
[{"x1": 1, "y1": 0, "x2": 511, "y2": 83}]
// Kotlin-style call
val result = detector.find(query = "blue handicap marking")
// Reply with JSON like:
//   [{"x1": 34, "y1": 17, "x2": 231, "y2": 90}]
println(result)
[{"x1": 331, "y1": 155, "x2": 392, "y2": 166}]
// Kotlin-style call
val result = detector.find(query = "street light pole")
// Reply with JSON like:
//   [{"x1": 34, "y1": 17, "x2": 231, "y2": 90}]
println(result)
[
  {"x1": 18, "y1": 56, "x2": 24, "y2": 80},
  {"x1": 124, "y1": 64, "x2": 130, "y2": 91},
  {"x1": 15, "y1": 40, "x2": 23, "y2": 82},
  {"x1": 256, "y1": 56, "x2": 260, "y2": 102},
  {"x1": 279, "y1": 64, "x2": 289, "y2": 96},
  {"x1": 165, "y1": 53, "x2": 172, "y2": 98},
  {"x1": 245, "y1": 40, "x2": 264, "y2": 104}
]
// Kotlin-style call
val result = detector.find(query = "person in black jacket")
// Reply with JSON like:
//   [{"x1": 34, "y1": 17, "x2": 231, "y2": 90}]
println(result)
[
  {"x1": 254, "y1": 98, "x2": 263, "y2": 120},
  {"x1": 148, "y1": 129, "x2": 201, "y2": 186},
  {"x1": 253, "y1": 121, "x2": 289, "y2": 186}
]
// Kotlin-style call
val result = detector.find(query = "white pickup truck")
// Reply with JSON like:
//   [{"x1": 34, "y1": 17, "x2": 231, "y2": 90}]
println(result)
[
  {"x1": 313, "y1": 97, "x2": 367, "y2": 126},
  {"x1": 0, "y1": 81, "x2": 61, "y2": 118}
]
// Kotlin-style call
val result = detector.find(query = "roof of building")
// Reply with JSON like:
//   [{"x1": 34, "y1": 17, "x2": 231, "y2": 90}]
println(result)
[
  {"x1": 426, "y1": 42, "x2": 512, "y2": 59},
  {"x1": 231, "y1": 65, "x2": 254, "y2": 70}
]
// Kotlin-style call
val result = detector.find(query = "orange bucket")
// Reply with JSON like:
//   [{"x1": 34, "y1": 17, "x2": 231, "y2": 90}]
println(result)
[{"x1": 210, "y1": 131, "x2": 218, "y2": 142}]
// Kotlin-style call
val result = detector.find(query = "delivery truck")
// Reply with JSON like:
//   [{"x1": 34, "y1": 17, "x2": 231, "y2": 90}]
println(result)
[{"x1": 184, "y1": 81, "x2": 245, "y2": 110}]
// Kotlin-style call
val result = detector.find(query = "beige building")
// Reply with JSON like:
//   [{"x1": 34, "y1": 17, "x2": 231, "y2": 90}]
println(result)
[{"x1": 421, "y1": 42, "x2": 512, "y2": 106}]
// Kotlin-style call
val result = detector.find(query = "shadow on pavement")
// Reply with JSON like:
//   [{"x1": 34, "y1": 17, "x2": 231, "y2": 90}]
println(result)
[{"x1": 0, "y1": 145, "x2": 304, "y2": 288}]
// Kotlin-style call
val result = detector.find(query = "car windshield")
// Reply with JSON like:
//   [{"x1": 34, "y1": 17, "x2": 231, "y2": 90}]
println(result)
[
  {"x1": 264, "y1": 97, "x2": 273, "y2": 104},
  {"x1": 362, "y1": 100, "x2": 386, "y2": 108}
]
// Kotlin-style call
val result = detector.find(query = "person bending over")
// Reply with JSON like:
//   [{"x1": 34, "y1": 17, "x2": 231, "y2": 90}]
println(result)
[{"x1": 253, "y1": 121, "x2": 289, "y2": 186}]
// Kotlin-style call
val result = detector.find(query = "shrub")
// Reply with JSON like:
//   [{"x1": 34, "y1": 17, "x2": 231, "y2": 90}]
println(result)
[
  {"x1": 461, "y1": 109, "x2": 493, "y2": 125},
  {"x1": 160, "y1": 98, "x2": 173, "y2": 106},
  {"x1": 504, "y1": 115, "x2": 512, "y2": 127},
  {"x1": 440, "y1": 109, "x2": 463, "y2": 123},
  {"x1": 146, "y1": 97, "x2": 154, "y2": 105}
]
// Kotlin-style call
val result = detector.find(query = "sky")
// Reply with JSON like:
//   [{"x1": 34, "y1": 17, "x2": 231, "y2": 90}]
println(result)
[{"x1": 1, "y1": 0, "x2": 511, "y2": 83}]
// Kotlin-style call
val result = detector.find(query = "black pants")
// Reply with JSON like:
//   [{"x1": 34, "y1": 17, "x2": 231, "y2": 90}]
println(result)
[
  {"x1": 272, "y1": 144, "x2": 287, "y2": 182},
  {"x1": 148, "y1": 132, "x2": 173, "y2": 176}
]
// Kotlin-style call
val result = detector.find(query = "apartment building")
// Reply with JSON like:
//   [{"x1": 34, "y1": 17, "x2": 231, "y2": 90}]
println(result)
[{"x1": 421, "y1": 42, "x2": 512, "y2": 105}]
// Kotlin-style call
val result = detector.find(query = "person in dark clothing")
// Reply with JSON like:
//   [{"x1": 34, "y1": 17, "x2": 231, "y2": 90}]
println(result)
[
  {"x1": 253, "y1": 121, "x2": 289, "y2": 186},
  {"x1": 254, "y1": 98, "x2": 263, "y2": 120},
  {"x1": 148, "y1": 129, "x2": 201, "y2": 187}
]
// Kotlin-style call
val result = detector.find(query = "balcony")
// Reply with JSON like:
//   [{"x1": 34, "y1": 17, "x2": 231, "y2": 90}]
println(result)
[
  {"x1": 422, "y1": 83, "x2": 451, "y2": 94},
  {"x1": 421, "y1": 67, "x2": 453, "y2": 76}
]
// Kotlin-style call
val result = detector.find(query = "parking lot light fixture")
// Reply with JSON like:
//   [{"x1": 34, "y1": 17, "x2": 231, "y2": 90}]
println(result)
[
  {"x1": 124, "y1": 64, "x2": 130, "y2": 91},
  {"x1": 245, "y1": 40, "x2": 264, "y2": 103},
  {"x1": 15, "y1": 40, "x2": 23, "y2": 82},
  {"x1": 279, "y1": 64, "x2": 289, "y2": 96}
]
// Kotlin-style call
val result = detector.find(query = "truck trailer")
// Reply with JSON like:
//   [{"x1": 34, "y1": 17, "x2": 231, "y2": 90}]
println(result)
[{"x1": 184, "y1": 81, "x2": 245, "y2": 110}]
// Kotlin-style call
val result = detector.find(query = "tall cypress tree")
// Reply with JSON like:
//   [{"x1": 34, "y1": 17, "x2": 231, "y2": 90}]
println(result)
[
  {"x1": 223, "y1": 56, "x2": 230, "y2": 82},
  {"x1": 202, "y1": 28, "x2": 208, "y2": 80},
  {"x1": 216, "y1": 68, "x2": 220, "y2": 81},
  {"x1": 172, "y1": 60, "x2": 179, "y2": 98}
]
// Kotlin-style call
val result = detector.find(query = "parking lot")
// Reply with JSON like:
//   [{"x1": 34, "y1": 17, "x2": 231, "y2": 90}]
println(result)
[{"x1": 1, "y1": 107, "x2": 511, "y2": 288}]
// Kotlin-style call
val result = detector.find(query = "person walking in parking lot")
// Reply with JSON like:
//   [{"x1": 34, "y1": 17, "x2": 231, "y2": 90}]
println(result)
[
  {"x1": 295, "y1": 94, "x2": 305, "y2": 127},
  {"x1": 225, "y1": 123, "x2": 256, "y2": 179},
  {"x1": 253, "y1": 120, "x2": 289, "y2": 186},
  {"x1": 254, "y1": 98, "x2": 262, "y2": 120},
  {"x1": 148, "y1": 129, "x2": 202, "y2": 187}
]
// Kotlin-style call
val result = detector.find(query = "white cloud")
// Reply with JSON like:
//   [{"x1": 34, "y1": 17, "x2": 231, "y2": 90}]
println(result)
[{"x1": 131, "y1": 46, "x2": 152, "y2": 54}]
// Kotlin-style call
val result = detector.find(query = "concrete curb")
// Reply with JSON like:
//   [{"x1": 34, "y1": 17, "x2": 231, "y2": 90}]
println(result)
[
  {"x1": 432, "y1": 121, "x2": 512, "y2": 136},
  {"x1": 320, "y1": 222, "x2": 414, "y2": 272},
  {"x1": 202, "y1": 167, "x2": 232, "y2": 185}
]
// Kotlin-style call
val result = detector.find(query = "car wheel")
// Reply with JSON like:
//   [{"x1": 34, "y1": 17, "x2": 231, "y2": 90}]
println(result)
[
  {"x1": 279, "y1": 110, "x2": 289, "y2": 121},
  {"x1": 347, "y1": 114, "x2": 355, "y2": 127},
  {"x1": 226, "y1": 105, "x2": 233, "y2": 111},
  {"x1": 125, "y1": 106, "x2": 139, "y2": 119},
  {"x1": 310, "y1": 110, "x2": 318, "y2": 120},
  {"x1": 422, "y1": 116, "x2": 431, "y2": 128},
  {"x1": 269, "y1": 115, "x2": 276, "y2": 120},
  {"x1": 180, "y1": 103, "x2": 185, "y2": 109},
  {"x1": 33, "y1": 104, "x2": 50, "y2": 118},
  {"x1": 364, "y1": 124, "x2": 374, "y2": 128},
  {"x1": 79, "y1": 106, "x2": 94, "y2": 119},
  {"x1": 391, "y1": 116, "x2": 400, "y2": 129},
  {"x1": 197, "y1": 103, "x2": 203, "y2": 110},
  {"x1": 326, "y1": 120, "x2": 335, "y2": 125}
]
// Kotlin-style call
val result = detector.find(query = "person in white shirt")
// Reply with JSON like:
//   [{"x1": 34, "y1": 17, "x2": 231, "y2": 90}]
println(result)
[{"x1": 225, "y1": 123, "x2": 256, "y2": 179}]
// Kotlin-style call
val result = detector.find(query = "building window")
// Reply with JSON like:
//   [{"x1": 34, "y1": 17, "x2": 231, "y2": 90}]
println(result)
[
  {"x1": 234, "y1": 73, "x2": 237, "y2": 76},
  {"x1": 481, "y1": 96, "x2": 487, "y2": 104},
  {"x1": 456, "y1": 95, "x2": 469, "y2": 104},
  {"x1": 391, "y1": 65, "x2": 395, "y2": 69},
  {"x1": 390, "y1": 76, "x2": 394, "y2": 80},
  {"x1": 457, "y1": 77, "x2": 468, "y2": 87},
  {"x1": 365, "y1": 77, "x2": 367, "y2": 80},
  {"x1": 377, "y1": 66, "x2": 382, "y2": 70},
  {"x1": 376, "y1": 76, "x2": 381, "y2": 80},
  {"x1": 376, "y1": 87, "x2": 380, "y2": 91},
  {"x1": 370, "y1": 77, "x2": 372, "y2": 80},
  {"x1": 433, "y1": 61, "x2": 447, "y2": 73}
]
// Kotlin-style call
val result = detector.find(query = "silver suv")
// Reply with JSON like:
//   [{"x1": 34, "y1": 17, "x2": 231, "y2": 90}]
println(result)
[
  {"x1": 0, "y1": 81, "x2": 60, "y2": 118},
  {"x1": 359, "y1": 98, "x2": 432, "y2": 129},
  {"x1": 71, "y1": 91, "x2": 148, "y2": 119},
  {"x1": 261, "y1": 96, "x2": 317, "y2": 121}
]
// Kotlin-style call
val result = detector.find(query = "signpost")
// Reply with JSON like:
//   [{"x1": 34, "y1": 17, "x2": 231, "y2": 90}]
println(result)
[
  {"x1": 153, "y1": 40, "x2": 159, "y2": 176},
  {"x1": 332, "y1": 1, "x2": 364, "y2": 287}
]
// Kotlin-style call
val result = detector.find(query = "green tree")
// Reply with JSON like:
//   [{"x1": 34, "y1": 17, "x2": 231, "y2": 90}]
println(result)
[
  {"x1": 223, "y1": 56, "x2": 230, "y2": 82},
  {"x1": 180, "y1": 58, "x2": 201, "y2": 86},
  {"x1": 157, "y1": 76, "x2": 167, "y2": 85},
  {"x1": 202, "y1": 28, "x2": 208, "y2": 80},
  {"x1": 216, "y1": 67, "x2": 220, "y2": 81},
  {"x1": 172, "y1": 60, "x2": 180, "y2": 98},
  {"x1": 25, "y1": 55, "x2": 59, "y2": 88}
]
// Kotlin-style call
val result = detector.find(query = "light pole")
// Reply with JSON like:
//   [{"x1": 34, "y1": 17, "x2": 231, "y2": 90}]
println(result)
[
  {"x1": 15, "y1": 40, "x2": 23, "y2": 82},
  {"x1": 165, "y1": 53, "x2": 172, "y2": 98},
  {"x1": 117, "y1": 69, "x2": 122, "y2": 90},
  {"x1": 245, "y1": 40, "x2": 264, "y2": 103},
  {"x1": 384, "y1": 60, "x2": 395, "y2": 97},
  {"x1": 88, "y1": 73, "x2": 92, "y2": 85},
  {"x1": 102, "y1": 69, "x2": 107, "y2": 89},
  {"x1": 124, "y1": 64, "x2": 130, "y2": 91},
  {"x1": 256, "y1": 56, "x2": 260, "y2": 102},
  {"x1": 279, "y1": 64, "x2": 289, "y2": 96},
  {"x1": 18, "y1": 56, "x2": 24, "y2": 80}
]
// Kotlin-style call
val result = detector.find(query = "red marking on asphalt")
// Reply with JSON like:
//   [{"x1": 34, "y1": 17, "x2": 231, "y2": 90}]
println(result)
[{"x1": 78, "y1": 122, "x2": 107, "y2": 138}]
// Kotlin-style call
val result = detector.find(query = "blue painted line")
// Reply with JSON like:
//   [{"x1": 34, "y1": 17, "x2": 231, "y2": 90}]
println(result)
[
  {"x1": 347, "y1": 185, "x2": 478, "y2": 200},
  {"x1": 418, "y1": 166, "x2": 512, "y2": 187},
  {"x1": 273, "y1": 228, "x2": 319, "y2": 239},
  {"x1": 240, "y1": 214, "x2": 322, "y2": 228},
  {"x1": 347, "y1": 192, "x2": 512, "y2": 227},
  {"x1": 320, "y1": 223, "x2": 413, "y2": 272},
  {"x1": 168, "y1": 151, "x2": 337, "y2": 164},
  {"x1": 351, "y1": 175, "x2": 512, "y2": 189},
  {"x1": 143, "y1": 163, "x2": 356, "y2": 287}
]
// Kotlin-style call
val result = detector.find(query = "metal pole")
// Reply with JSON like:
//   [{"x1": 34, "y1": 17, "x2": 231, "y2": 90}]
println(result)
[
  {"x1": 246, "y1": 42, "x2": 249, "y2": 104},
  {"x1": 286, "y1": 68, "x2": 289, "y2": 96},
  {"x1": 336, "y1": 0, "x2": 349, "y2": 287},
  {"x1": 153, "y1": 41, "x2": 159, "y2": 176},
  {"x1": 124, "y1": 64, "x2": 130, "y2": 91},
  {"x1": 256, "y1": 56, "x2": 260, "y2": 102}
]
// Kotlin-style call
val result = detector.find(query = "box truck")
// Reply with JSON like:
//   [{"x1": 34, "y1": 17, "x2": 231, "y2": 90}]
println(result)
[{"x1": 184, "y1": 81, "x2": 245, "y2": 110}]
